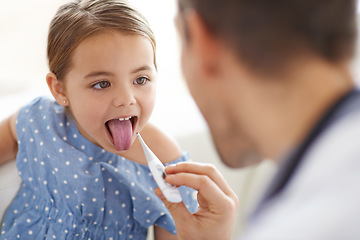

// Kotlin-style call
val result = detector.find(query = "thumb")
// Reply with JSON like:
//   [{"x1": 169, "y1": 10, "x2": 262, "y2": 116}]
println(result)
[{"x1": 154, "y1": 188, "x2": 192, "y2": 223}]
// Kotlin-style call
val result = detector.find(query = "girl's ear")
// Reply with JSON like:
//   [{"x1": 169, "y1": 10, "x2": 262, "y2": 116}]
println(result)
[{"x1": 46, "y1": 72, "x2": 69, "y2": 106}]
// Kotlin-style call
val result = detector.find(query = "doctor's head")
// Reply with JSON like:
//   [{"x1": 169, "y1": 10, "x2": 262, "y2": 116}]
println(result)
[{"x1": 175, "y1": 0, "x2": 358, "y2": 167}]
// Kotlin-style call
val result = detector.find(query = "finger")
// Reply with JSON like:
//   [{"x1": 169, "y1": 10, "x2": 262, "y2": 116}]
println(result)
[
  {"x1": 166, "y1": 172, "x2": 230, "y2": 209},
  {"x1": 166, "y1": 162, "x2": 235, "y2": 198},
  {"x1": 154, "y1": 188, "x2": 193, "y2": 223}
]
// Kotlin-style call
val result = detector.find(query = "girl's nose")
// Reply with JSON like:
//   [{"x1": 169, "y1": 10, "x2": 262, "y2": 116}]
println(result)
[{"x1": 112, "y1": 85, "x2": 136, "y2": 107}]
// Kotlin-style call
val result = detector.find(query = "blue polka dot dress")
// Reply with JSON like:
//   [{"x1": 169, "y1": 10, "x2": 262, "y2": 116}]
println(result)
[{"x1": 0, "y1": 97, "x2": 198, "y2": 240}]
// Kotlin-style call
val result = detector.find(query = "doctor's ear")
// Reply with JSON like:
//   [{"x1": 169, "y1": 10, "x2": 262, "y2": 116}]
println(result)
[{"x1": 46, "y1": 72, "x2": 69, "y2": 106}]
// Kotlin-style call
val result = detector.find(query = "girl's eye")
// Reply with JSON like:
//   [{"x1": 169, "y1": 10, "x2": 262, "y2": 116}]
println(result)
[
  {"x1": 133, "y1": 77, "x2": 149, "y2": 85},
  {"x1": 93, "y1": 81, "x2": 110, "y2": 89}
]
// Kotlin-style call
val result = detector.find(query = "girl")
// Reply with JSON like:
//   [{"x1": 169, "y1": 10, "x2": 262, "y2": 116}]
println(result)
[{"x1": 0, "y1": 0, "x2": 197, "y2": 239}]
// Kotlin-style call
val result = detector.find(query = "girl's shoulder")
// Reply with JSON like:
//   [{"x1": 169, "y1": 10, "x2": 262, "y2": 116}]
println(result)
[
  {"x1": 121, "y1": 123, "x2": 182, "y2": 165},
  {"x1": 140, "y1": 123, "x2": 182, "y2": 163}
]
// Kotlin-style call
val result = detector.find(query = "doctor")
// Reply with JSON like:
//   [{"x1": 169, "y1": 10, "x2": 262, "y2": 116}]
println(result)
[{"x1": 155, "y1": 0, "x2": 360, "y2": 239}]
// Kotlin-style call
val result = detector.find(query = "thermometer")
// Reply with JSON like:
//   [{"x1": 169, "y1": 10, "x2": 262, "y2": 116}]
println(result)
[{"x1": 137, "y1": 133, "x2": 182, "y2": 203}]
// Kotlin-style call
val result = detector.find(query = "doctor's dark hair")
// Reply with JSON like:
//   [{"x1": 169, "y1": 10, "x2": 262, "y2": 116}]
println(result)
[
  {"x1": 47, "y1": 0, "x2": 156, "y2": 81},
  {"x1": 178, "y1": 0, "x2": 358, "y2": 75}
]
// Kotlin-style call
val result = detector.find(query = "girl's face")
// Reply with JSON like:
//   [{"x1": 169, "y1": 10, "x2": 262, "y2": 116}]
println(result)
[{"x1": 62, "y1": 31, "x2": 157, "y2": 154}]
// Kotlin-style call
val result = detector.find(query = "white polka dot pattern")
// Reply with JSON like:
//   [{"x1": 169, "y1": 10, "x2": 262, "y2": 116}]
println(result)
[{"x1": 0, "y1": 97, "x2": 198, "y2": 239}]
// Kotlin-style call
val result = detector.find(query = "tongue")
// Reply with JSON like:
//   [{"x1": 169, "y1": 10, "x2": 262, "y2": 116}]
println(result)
[{"x1": 107, "y1": 119, "x2": 133, "y2": 151}]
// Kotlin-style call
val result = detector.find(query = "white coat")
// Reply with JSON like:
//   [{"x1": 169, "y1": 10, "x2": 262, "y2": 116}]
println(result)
[{"x1": 241, "y1": 90, "x2": 360, "y2": 240}]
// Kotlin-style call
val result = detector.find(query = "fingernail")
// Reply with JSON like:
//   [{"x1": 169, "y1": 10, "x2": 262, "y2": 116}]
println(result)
[{"x1": 165, "y1": 164, "x2": 176, "y2": 172}]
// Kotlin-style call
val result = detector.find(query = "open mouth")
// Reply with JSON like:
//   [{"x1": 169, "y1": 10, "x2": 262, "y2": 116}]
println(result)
[{"x1": 105, "y1": 116, "x2": 138, "y2": 151}]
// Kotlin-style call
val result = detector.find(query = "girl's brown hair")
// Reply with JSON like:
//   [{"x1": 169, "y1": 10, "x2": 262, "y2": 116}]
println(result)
[{"x1": 47, "y1": 0, "x2": 156, "y2": 80}]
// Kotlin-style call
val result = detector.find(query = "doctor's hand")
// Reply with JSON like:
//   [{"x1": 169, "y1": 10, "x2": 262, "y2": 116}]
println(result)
[{"x1": 155, "y1": 162, "x2": 239, "y2": 240}]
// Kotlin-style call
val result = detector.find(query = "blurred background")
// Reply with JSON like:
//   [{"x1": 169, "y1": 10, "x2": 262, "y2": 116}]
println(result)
[{"x1": 0, "y1": 0, "x2": 359, "y2": 239}]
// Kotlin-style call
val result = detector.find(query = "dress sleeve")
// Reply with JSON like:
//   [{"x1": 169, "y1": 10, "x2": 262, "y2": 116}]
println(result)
[{"x1": 15, "y1": 97, "x2": 53, "y2": 180}]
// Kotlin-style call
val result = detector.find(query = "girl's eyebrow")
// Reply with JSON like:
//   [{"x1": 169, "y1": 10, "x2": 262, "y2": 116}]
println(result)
[
  {"x1": 131, "y1": 65, "x2": 153, "y2": 74},
  {"x1": 84, "y1": 71, "x2": 114, "y2": 79},
  {"x1": 84, "y1": 65, "x2": 153, "y2": 79}
]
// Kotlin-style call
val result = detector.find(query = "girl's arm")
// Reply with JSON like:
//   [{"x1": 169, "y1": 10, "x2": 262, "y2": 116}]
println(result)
[
  {"x1": 0, "y1": 112, "x2": 18, "y2": 166},
  {"x1": 154, "y1": 226, "x2": 178, "y2": 240}
]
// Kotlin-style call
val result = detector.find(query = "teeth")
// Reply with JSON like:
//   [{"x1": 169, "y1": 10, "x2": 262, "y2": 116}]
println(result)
[{"x1": 118, "y1": 116, "x2": 132, "y2": 121}]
